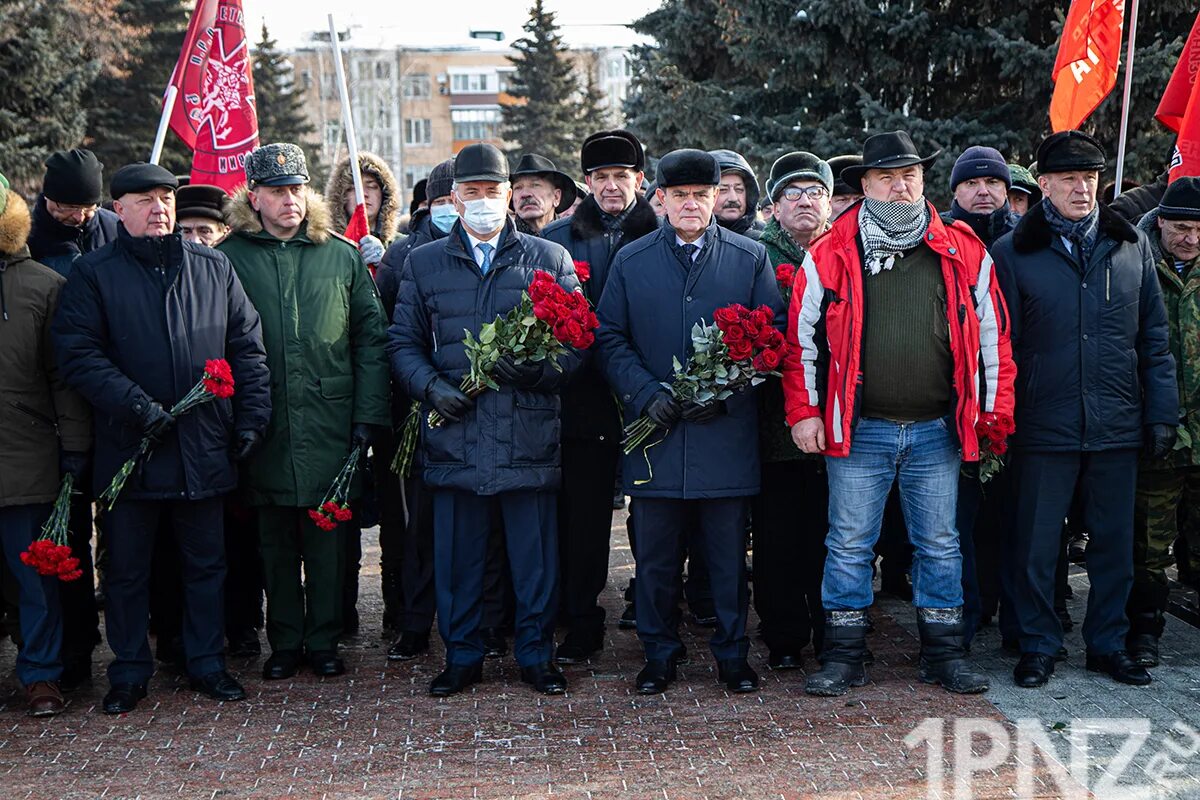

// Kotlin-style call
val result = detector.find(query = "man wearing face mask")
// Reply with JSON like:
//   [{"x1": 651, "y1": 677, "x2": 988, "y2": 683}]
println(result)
[
  {"x1": 542, "y1": 129, "x2": 659, "y2": 665},
  {"x1": 219, "y1": 143, "x2": 391, "y2": 682},
  {"x1": 389, "y1": 143, "x2": 582, "y2": 697},
  {"x1": 52, "y1": 162, "x2": 272, "y2": 714},
  {"x1": 597, "y1": 149, "x2": 784, "y2": 696},
  {"x1": 940, "y1": 146, "x2": 1019, "y2": 249}
]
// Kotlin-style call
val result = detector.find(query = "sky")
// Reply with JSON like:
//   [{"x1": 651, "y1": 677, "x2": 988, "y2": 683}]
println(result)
[{"x1": 240, "y1": 0, "x2": 653, "y2": 50}]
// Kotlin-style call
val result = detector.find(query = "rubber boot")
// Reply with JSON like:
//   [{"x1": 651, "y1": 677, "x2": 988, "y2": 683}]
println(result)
[
  {"x1": 916, "y1": 607, "x2": 989, "y2": 694},
  {"x1": 804, "y1": 610, "x2": 869, "y2": 697}
]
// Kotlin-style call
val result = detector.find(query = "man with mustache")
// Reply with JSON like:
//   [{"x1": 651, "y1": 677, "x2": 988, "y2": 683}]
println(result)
[
  {"x1": 509, "y1": 154, "x2": 575, "y2": 236},
  {"x1": 710, "y1": 150, "x2": 764, "y2": 240}
]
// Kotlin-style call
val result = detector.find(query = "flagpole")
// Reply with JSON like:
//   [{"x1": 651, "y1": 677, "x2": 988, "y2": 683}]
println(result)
[
  {"x1": 1113, "y1": 0, "x2": 1140, "y2": 200},
  {"x1": 150, "y1": 85, "x2": 179, "y2": 165},
  {"x1": 328, "y1": 15, "x2": 365, "y2": 208}
]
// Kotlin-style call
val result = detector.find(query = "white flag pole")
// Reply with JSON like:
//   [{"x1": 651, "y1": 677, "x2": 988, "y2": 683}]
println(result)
[
  {"x1": 328, "y1": 15, "x2": 364, "y2": 208},
  {"x1": 1113, "y1": 0, "x2": 1141, "y2": 200},
  {"x1": 150, "y1": 85, "x2": 179, "y2": 165}
]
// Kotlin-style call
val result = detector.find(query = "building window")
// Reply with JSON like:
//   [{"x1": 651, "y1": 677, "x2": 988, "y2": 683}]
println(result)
[
  {"x1": 404, "y1": 165, "x2": 433, "y2": 192},
  {"x1": 375, "y1": 61, "x2": 391, "y2": 80},
  {"x1": 450, "y1": 108, "x2": 500, "y2": 142},
  {"x1": 324, "y1": 120, "x2": 341, "y2": 153},
  {"x1": 300, "y1": 69, "x2": 313, "y2": 90},
  {"x1": 404, "y1": 118, "x2": 432, "y2": 146},
  {"x1": 357, "y1": 61, "x2": 371, "y2": 81},
  {"x1": 451, "y1": 73, "x2": 493, "y2": 93},
  {"x1": 402, "y1": 73, "x2": 431, "y2": 98}
]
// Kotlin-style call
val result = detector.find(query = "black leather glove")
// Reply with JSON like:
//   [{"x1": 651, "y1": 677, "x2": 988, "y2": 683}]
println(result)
[
  {"x1": 137, "y1": 400, "x2": 175, "y2": 440},
  {"x1": 492, "y1": 355, "x2": 545, "y2": 389},
  {"x1": 352, "y1": 423, "x2": 373, "y2": 453},
  {"x1": 680, "y1": 399, "x2": 726, "y2": 423},
  {"x1": 232, "y1": 430, "x2": 262, "y2": 462},
  {"x1": 427, "y1": 377, "x2": 474, "y2": 423},
  {"x1": 644, "y1": 391, "x2": 681, "y2": 429},
  {"x1": 59, "y1": 450, "x2": 89, "y2": 478},
  {"x1": 1146, "y1": 424, "x2": 1177, "y2": 459}
]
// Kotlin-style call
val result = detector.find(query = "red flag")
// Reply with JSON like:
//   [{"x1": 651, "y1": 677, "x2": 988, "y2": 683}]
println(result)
[
  {"x1": 165, "y1": 0, "x2": 259, "y2": 194},
  {"x1": 345, "y1": 202, "x2": 374, "y2": 273},
  {"x1": 1049, "y1": 0, "x2": 1127, "y2": 133},
  {"x1": 1156, "y1": 12, "x2": 1200, "y2": 133}
]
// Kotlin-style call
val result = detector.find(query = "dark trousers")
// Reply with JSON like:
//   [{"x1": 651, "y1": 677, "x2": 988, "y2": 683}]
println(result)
[
  {"x1": 433, "y1": 489, "x2": 557, "y2": 667},
  {"x1": 258, "y1": 505, "x2": 345, "y2": 653},
  {"x1": 0, "y1": 504, "x2": 64, "y2": 685},
  {"x1": 399, "y1": 475, "x2": 437, "y2": 632},
  {"x1": 956, "y1": 470, "x2": 983, "y2": 644},
  {"x1": 60, "y1": 486, "x2": 100, "y2": 665},
  {"x1": 752, "y1": 460, "x2": 827, "y2": 655},
  {"x1": 1006, "y1": 450, "x2": 1137, "y2": 656},
  {"x1": 632, "y1": 497, "x2": 750, "y2": 662},
  {"x1": 557, "y1": 437, "x2": 620, "y2": 640},
  {"x1": 104, "y1": 498, "x2": 226, "y2": 684},
  {"x1": 374, "y1": 427, "x2": 406, "y2": 630},
  {"x1": 624, "y1": 500, "x2": 714, "y2": 616}
]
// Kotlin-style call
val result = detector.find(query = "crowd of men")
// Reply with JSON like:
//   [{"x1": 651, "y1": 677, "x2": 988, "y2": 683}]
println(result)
[{"x1": 1, "y1": 119, "x2": 1198, "y2": 717}]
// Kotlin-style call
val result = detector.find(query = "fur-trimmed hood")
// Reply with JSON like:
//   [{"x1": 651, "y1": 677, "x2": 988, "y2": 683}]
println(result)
[
  {"x1": 324, "y1": 152, "x2": 401, "y2": 243},
  {"x1": 568, "y1": 194, "x2": 659, "y2": 243},
  {"x1": 1011, "y1": 198, "x2": 1139, "y2": 255},
  {"x1": 0, "y1": 190, "x2": 31, "y2": 256},
  {"x1": 225, "y1": 185, "x2": 334, "y2": 243}
]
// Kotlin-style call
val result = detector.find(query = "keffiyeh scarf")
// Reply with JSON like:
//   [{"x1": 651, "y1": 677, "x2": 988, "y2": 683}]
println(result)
[{"x1": 858, "y1": 198, "x2": 931, "y2": 275}]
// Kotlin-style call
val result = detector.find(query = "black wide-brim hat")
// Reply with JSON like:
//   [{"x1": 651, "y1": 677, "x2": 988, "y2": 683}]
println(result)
[
  {"x1": 840, "y1": 131, "x2": 941, "y2": 194},
  {"x1": 509, "y1": 153, "x2": 576, "y2": 214}
]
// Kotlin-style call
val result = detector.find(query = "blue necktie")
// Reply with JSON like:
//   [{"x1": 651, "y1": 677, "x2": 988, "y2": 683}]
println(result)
[{"x1": 478, "y1": 242, "x2": 494, "y2": 274}]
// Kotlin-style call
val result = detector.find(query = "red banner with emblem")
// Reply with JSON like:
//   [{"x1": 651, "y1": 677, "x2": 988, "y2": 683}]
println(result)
[
  {"x1": 1049, "y1": 0, "x2": 1126, "y2": 133},
  {"x1": 165, "y1": 0, "x2": 258, "y2": 194},
  {"x1": 1157, "y1": 12, "x2": 1200, "y2": 180}
]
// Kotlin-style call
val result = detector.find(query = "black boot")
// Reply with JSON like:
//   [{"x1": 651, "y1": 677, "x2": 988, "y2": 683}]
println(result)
[
  {"x1": 916, "y1": 607, "x2": 989, "y2": 694},
  {"x1": 1126, "y1": 610, "x2": 1164, "y2": 668},
  {"x1": 804, "y1": 611, "x2": 869, "y2": 697}
]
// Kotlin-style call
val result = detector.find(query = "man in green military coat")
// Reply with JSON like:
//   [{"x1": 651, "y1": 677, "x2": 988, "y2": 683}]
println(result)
[
  {"x1": 219, "y1": 143, "x2": 390, "y2": 679},
  {"x1": 1129, "y1": 177, "x2": 1200, "y2": 667}
]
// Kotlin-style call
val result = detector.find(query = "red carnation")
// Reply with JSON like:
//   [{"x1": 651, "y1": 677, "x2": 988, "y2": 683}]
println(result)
[
  {"x1": 202, "y1": 358, "x2": 235, "y2": 399},
  {"x1": 308, "y1": 509, "x2": 327, "y2": 526},
  {"x1": 322, "y1": 501, "x2": 339, "y2": 514},
  {"x1": 775, "y1": 263, "x2": 796, "y2": 285},
  {"x1": 572, "y1": 260, "x2": 591, "y2": 283},
  {"x1": 333, "y1": 505, "x2": 353, "y2": 522}
]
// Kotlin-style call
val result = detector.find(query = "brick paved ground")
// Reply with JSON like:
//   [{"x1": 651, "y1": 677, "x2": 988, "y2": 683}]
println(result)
[{"x1": 5, "y1": 509, "x2": 1196, "y2": 799}]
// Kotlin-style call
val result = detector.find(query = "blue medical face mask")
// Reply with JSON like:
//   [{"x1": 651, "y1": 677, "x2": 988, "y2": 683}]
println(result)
[{"x1": 430, "y1": 203, "x2": 459, "y2": 233}]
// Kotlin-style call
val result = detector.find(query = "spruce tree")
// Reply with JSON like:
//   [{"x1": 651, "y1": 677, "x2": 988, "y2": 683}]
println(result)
[
  {"x1": 502, "y1": 0, "x2": 581, "y2": 170},
  {"x1": 576, "y1": 50, "x2": 614, "y2": 141}
]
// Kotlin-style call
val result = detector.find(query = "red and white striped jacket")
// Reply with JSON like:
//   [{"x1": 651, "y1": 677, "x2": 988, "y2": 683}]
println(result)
[{"x1": 781, "y1": 201, "x2": 1016, "y2": 461}]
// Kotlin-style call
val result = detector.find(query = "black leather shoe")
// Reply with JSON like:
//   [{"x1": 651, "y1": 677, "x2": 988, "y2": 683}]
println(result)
[
  {"x1": 1013, "y1": 653, "x2": 1055, "y2": 688},
  {"x1": 554, "y1": 635, "x2": 601, "y2": 665},
  {"x1": 189, "y1": 670, "x2": 246, "y2": 701},
  {"x1": 1086, "y1": 650, "x2": 1152, "y2": 686},
  {"x1": 1127, "y1": 634, "x2": 1160, "y2": 668},
  {"x1": 430, "y1": 662, "x2": 483, "y2": 697},
  {"x1": 767, "y1": 650, "x2": 803, "y2": 670},
  {"x1": 717, "y1": 659, "x2": 759, "y2": 693},
  {"x1": 262, "y1": 649, "x2": 302, "y2": 680},
  {"x1": 103, "y1": 683, "x2": 147, "y2": 714},
  {"x1": 227, "y1": 628, "x2": 261, "y2": 658},
  {"x1": 482, "y1": 628, "x2": 508, "y2": 659},
  {"x1": 387, "y1": 631, "x2": 430, "y2": 661},
  {"x1": 520, "y1": 662, "x2": 567, "y2": 695},
  {"x1": 618, "y1": 604, "x2": 637, "y2": 630},
  {"x1": 635, "y1": 659, "x2": 677, "y2": 694},
  {"x1": 307, "y1": 650, "x2": 346, "y2": 677}
]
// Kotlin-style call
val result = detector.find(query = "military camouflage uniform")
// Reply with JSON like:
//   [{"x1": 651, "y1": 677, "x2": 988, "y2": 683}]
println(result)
[{"x1": 1131, "y1": 209, "x2": 1200, "y2": 640}]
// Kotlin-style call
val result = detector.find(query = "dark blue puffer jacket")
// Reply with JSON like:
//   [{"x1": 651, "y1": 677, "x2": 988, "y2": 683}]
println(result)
[
  {"x1": 27, "y1": 197, "x2": 119, "y2": 277},
  {"x1": 387, "y1": 219, "x2": 581, "y2": 495},
  {"x1": 991, "y1": 200, "x2": 1177, "y2": 452}
]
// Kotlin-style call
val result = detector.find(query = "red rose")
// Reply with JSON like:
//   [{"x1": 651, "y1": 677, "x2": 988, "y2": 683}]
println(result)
[
  {"x1": 728, "y1": 339, "x2": 753, "y2": 361},
  {"x1": 723, "y1": 324, "x2": 746, "y2": 343},
  {"x1": 713, "y1": 307, "x2": 740, "y2": 328},
  {"x1": 991, "y1": 438, "x2": 1008, "y2": 455},
  {"x1": 576, "y1": 330, "x2": 595, "y2": 349},
  {"x1": 565, "y1": 319, "x2": 584, "y2": 340},
  {"x1": 572, "y1": 260, "x2": 591, "y2": 283},
  {"x1": 743, "y1": 314, "x2": 763, "y2": 338},
  {"x1": 758, "y1": 347, "x2": 782, "y2": 370},
  {"x1": 553, "y1": 321, "x2": 571, "y2": 342}
]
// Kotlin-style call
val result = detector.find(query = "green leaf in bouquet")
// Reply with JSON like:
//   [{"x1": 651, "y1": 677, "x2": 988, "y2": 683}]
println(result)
[
  {"x1": 479, "y1": 324, "x2": 496, "y2": 345},
  {"x1": 695, "y1": 389, "x2": 715, "y2": 403},
  {"x1": 716, "y1": 389, "x2": 734, "y2": 401},
  {"x1": 522, "y1": 316, "x2": 536, "y2": 327},
  {"x1": 750, "y1": 376, "x2": 766, "y2": 387}
]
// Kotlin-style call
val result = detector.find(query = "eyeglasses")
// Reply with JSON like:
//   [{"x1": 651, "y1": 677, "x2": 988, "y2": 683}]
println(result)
[{"x1": 780, "y1": 186, "x2": 829, "y2": 201}]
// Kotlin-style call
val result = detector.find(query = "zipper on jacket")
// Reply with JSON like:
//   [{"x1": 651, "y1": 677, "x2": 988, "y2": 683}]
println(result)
[
  {"x1": 1106, "y1": 265, "x2": 1111, "y2": 303},
  {"x1": 10, "y1": 400, "x2": 59, "y2": 432}
]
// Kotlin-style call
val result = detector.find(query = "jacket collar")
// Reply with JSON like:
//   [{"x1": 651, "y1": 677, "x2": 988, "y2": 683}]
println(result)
[
  {"x1": 570, "y1": 194, "x2": 659, "y2": 242},
  {"x1": 117, "y1": 224, "x2": 185, "y2": 270},
  {"x1": 1011, "y1": 198, "x2": 1138, "y2": 255},
  {"x1": 760, "y1": 217, "x2": 812, "y2": 263}
]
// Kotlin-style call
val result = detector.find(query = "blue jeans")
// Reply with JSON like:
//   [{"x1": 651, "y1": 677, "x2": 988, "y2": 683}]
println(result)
[
  {"x1": 824, "y1": 416, "x2": 964, "y2": 610},
  {"x1": 0, "y1": 504, "x2": 64, "y2": 685}
]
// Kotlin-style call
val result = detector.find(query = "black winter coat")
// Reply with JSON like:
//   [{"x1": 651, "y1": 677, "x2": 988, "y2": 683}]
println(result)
[
  {"x1": 596, "y1": 221, "x2": 784, "y2": 498},
  {"x1": 378, "y1": 212, "x2": 448, "y2": 321},
  {"x1": 991, "y1": 201, "x2": 1177, "y2": 452},
  {"x1": 542, "y1": 195, "x2": 659, "y2": 441},
  {"x1": 52, "y1": 227, "x2": 272, "y2": 501},
  {"x1": 388, "y1": 219, "x2": 581, "y2": 495},
  {"x1": 939, "y1": 201, "x2": 1019, "y2": 249},
  {"x1": 1108, "y1": 172, "x2": 1169, "y2": 224},
  {"x1": 27, "y1": 196, "x2": 119, "y2": 277}
]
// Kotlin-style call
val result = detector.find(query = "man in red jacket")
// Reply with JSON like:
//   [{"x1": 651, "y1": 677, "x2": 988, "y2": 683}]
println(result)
[{"x1": 782, "y1": 131, "x2": 1016, "y2": 697}]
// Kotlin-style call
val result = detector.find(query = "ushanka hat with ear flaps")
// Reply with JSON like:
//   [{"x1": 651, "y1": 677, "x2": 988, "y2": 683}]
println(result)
[
  {"x1": 839, "y1": 131, "x2": 941, "y2": 194},
  {"x1": 767, "y1": 152, "x2": 833, "y2": 200},
  {"x1": 1035, "y1": 130, "x2": 1107, "y2": 174},
  {"x1": 580, "y1": 130, "x2": 645, "y2": 174},
  {"x1": 656, "y1": 149, "x2": 721, "y2": 188},
  {"x1": 245, "y1": 143, "x2": 310, "y2": 187},
  {"x1": 175, "y1": 184, "x2": 227, "y2": 223}
]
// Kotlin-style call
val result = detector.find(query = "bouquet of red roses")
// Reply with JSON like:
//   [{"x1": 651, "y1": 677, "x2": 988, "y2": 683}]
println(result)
[
  {"x1": 974, "y1": 412, "x2": 1015, "y2": 483},
  {"x1": 21, "y1": 474, "x2": 83, "y2": 582},
  {"x1": 99, "y1": 359, "x2": 235, "y2": 510},
  {"x1": 774, "y1": 263, "x2": 797, "y2": 306},
  {"x1": 572, "y1": 260, "x2": 591, "y2": 284},
  {"x1": 308, "y1": 449, "x2": 361, "y2": 531},
  {"x1": 426, "y1": 270, "x2": 598, "y2": 428},
  {"x1": 622, "y1": 303, "x2": 786, "y2": 457}
]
